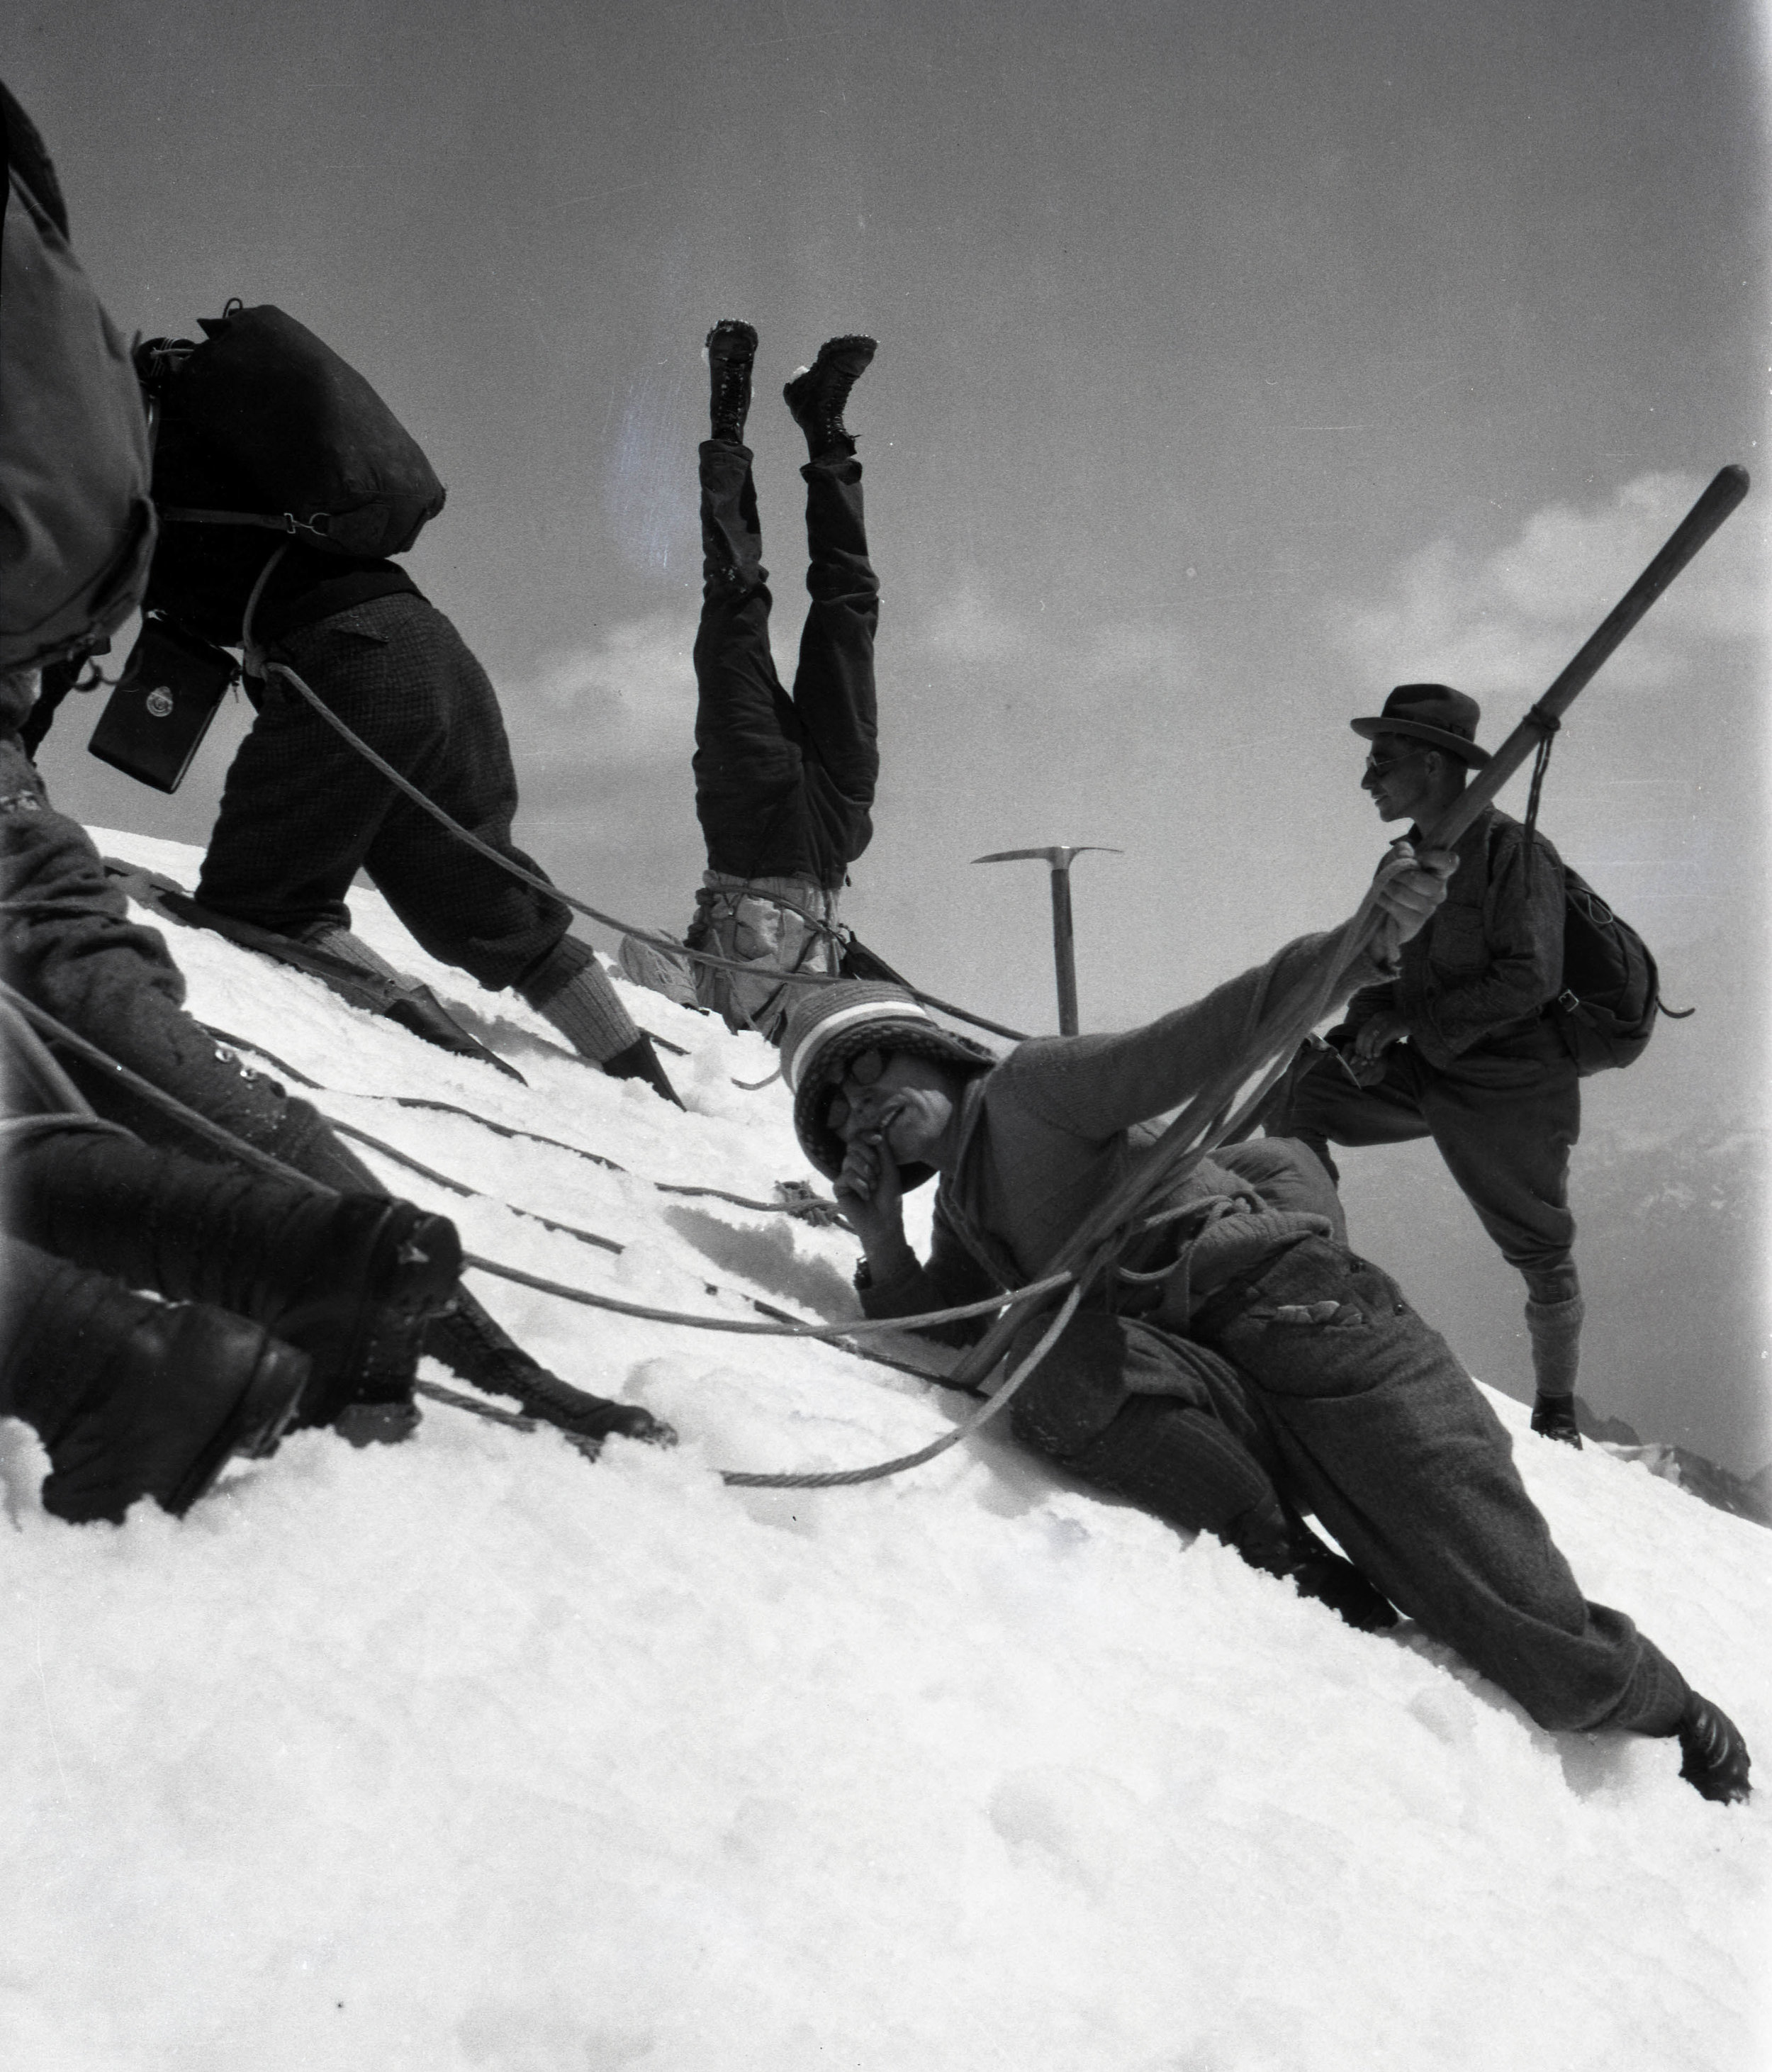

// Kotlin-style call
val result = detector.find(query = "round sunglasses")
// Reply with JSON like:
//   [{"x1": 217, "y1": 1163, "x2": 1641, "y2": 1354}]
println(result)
[
  {"x1": 822, "y1": 1047, "x2": 887, "y2": 1135},
  {"x1": 1362, "y1": 746, "x2": 1427, "y2": 781}
]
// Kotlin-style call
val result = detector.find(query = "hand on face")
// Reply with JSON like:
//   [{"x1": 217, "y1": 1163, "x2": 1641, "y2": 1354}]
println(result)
[
  {"x1": 824, "y1": 1048, "x2": 958, "y2": 1259},
  {"x1": 833, "y1": 1129, "x2": 906, "y2": 1252},
  {"x1": 826, "y1": 1050, "x2": 957, "y2": 1171}
]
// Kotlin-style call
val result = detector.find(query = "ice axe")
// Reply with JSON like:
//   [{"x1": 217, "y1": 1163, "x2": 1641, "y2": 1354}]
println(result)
[{"x1": 972, "y1": 845, "x2": 1122, "y2": 1035}]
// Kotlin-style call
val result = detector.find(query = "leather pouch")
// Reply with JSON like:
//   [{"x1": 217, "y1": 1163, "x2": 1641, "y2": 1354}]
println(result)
[{"x1": 87, "y1": 615, "x2": 237, "y2": 793}]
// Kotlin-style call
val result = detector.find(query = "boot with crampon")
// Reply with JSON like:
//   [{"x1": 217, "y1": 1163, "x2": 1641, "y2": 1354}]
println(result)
[{"x1": 518, "y1": 936, "x2": 685, "y2": 1107}]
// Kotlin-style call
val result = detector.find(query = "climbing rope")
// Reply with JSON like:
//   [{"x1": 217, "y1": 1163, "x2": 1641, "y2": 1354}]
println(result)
[
  {"x1": 454, "y1": 1248, "x2": 1073, "y2": 1340},
  {"x1": 233, "y1": 554, "x2": 1026, "y2": 1045},
  {"x1": 720, "y1": 1282, "x2": 1088, "y2": 1490},
  {"x1": 11, "y1": 469, "x2": 1742, "y2": 1486},
  {"x1": 201, "y1": 1024, "x2": 840, "y2": 1218},
  {"x1": 0, "y1": 982, "x2": 1076, "y2": 1348}
]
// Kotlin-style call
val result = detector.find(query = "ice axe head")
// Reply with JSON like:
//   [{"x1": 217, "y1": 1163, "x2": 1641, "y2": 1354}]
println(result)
[
  {"x1": 970, "y1": 846, "x2": 1122, "y2": 1035},
  {"x1": 970, "y1": 844, "x2": 1123, "y2": 878}
]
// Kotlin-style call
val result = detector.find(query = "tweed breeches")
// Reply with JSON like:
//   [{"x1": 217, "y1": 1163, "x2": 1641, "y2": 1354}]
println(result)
[
  {"x1": 196, "y1": 592, "x2": 571, "y2": 993},
  {"x1": 1010, "y1": 1238, "x2": 1686, "y2": 1738}
]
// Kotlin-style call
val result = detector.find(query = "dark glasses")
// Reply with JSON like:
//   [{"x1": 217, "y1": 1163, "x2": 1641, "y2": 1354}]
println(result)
[
  {"x1": 823, "y1": 1048, "x2": 887, "y2": 1134},
  {"x1": 1362, "y1": 746, "x2": 1425, "y2": 781}
]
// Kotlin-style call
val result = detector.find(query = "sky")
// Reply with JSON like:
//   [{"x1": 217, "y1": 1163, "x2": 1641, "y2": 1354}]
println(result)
[{"x1": 9, "y1": 0, "x2": 1771, "y2": 1464}]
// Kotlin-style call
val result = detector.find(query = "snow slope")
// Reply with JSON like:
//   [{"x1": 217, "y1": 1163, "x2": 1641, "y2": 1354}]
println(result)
[{"x1": 3, "y1": 831, "x2": 1766, "y2": 2072}]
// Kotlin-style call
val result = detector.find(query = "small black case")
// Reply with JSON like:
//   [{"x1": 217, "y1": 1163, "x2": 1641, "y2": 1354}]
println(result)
[{"x1": 87, "y1": 617, "x2": 237, "y2": 793}]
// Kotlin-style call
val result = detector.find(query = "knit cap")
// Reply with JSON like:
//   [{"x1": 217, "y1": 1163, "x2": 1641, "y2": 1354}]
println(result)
[{"x1": 780, "y1": 980, "x2": 997, "y2": 1180}]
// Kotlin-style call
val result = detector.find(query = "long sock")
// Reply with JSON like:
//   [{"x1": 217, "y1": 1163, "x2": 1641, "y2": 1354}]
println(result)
[
  {"x1": 1525, "y1": 1292, "x2": 1584, "y2": 1399},
  {"x1": 518, "y1": 937, "x2": 639, "y2": 1064},
  {"x1": 0, "y1": 1235, "x2": 116, "y2": 1430},
  {"x1": 4, "y1": 1127, "x2": 330, "y2": 1312}
]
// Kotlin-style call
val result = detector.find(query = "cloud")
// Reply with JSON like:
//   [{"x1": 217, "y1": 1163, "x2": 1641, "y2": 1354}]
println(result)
[
  {"x1": 1330, "y1": 472, "x2": 1766, "y2": 696},
  {"x1": 916, "y1": 581, "x2": 1030, "y2": 666},
  {"x1": 909, "y1": 578, "x2": 1198, "y2": 700},
  {"x1": 501, "y1": 611, "x2": 699, "y2": 766}
]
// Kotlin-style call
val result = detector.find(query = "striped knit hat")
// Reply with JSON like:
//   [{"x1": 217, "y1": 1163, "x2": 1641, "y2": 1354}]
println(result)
[{"x1": 780, "y1": 980, "x2": 998, "y2": 1181}]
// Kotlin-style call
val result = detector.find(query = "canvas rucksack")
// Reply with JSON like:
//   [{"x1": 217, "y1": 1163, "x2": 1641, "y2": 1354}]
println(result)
[
  {"x1": 150, "y1": 303, "x2": 446, "y2": 561},
  {"x1": 1544, "y1": 863, "x2": 1681, "y2": 1075},
  {"x1": 0, "y1": 103, "x2": 157, "y2": 673}
]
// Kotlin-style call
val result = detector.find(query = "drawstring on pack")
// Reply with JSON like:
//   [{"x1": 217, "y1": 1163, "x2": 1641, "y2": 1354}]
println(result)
[{"x1": 1520, "y1": 699, "x2": 1560, "y2": 882}]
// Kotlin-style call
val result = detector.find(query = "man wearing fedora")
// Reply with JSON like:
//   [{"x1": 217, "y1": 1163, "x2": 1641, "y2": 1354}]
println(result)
[{"x1": 1267, "y1": 683, "x2": 1585, "y2": 1447}]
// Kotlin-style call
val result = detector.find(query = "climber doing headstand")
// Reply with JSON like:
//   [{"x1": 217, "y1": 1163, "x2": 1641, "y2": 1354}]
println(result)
[{"x1": 622, "y1": 324, "x2": 881, "y2": 1041}]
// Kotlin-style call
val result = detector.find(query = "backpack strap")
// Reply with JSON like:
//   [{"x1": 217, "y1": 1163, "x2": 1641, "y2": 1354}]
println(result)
[{"x1": 158, "y1": 504, "x2": 337, "y2": 542}]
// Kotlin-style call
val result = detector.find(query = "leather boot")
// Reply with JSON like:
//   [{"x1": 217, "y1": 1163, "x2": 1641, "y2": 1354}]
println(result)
[
  {"x1": 1673, "y1": 1691, "x2": 1752, "y2": 1804},
  {"x1": 783, "y1": 335, "x2": 876, "y2": 460},
  {"x1": 600, "y1": 1033, "x2": 686, "y2": 1108},
  {"x1": 1525, "y1": 1292, "x2": 1584, "y2": 1447},
  {"x1": 0, "y1": 1236, "x2": 308, "y2": 1524},
  {"x1": 1059, "y1": 1393, "x2": 1396, "y2": 1632},
  {"x1": 424, "y1": 1288, "x2": 675, "y2": 1450},
  {"x1": 4, "y1": 1130, "x2": 461, "y2": 1443},
  {"x1": 1274, "y1": 1521, "x2": 1398, "y2": 1633},
  {"x1": 705, "y1": 319, "x2": 758, "y2": 444}
]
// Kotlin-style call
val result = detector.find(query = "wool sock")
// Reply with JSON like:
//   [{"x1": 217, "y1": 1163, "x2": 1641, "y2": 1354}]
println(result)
[
  {"x1": 518, "y1": 937, "x2": 639, "y2": 1065},
  {"x1": 1525, "y1": 1292, "x2": 1584, "y2": 1400}
]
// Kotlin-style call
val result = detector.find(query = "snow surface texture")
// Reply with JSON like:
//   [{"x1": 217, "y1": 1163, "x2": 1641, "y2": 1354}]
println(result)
[{"x1": 4, "y1": 831, "x2": 1766, "y2": 2072}]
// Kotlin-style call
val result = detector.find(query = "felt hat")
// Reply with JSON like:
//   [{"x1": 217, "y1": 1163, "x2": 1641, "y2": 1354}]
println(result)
[
  {"x1": 1349, "y1": 683, "x2": 1490, "y2": 768},
  {"x1": 780, "y1": 980, "x2": 997, "y2": 1182}
]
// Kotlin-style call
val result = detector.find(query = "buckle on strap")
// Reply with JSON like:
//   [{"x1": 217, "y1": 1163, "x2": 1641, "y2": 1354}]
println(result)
[{"x1": 157, "y1": 505, "x2": 335, "y2": 542}]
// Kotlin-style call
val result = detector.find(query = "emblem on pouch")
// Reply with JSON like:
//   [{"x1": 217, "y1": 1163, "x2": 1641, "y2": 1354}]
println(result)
[{"x1": 145, "y1": 687, "x2": 175, "y2": 718}]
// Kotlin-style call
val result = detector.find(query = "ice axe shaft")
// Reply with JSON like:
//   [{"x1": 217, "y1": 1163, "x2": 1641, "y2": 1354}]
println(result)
[
  {"x1": 971, "y1": 844, "x2": 1123, "y2": 1035},
  {"x1": 1425, "y1": 464, "x2": 1749, "y2": 851}
]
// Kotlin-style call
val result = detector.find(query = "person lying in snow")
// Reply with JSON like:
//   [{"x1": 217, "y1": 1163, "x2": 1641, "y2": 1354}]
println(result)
[
  {"x1": 0, "y1": 1048, "x2": 464, "y2": 1521},
  {"x1": 619, "y1": 324, "x2": 882, "y2": 1041},
  {"x1": 778, "y1": 856, "x2": 1752, "y2": 1806}
]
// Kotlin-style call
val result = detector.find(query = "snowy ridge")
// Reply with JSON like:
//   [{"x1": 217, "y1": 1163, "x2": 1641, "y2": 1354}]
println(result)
[{"x1": 4, "y1": 830, "x2": 1766, "y2": 2072}]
